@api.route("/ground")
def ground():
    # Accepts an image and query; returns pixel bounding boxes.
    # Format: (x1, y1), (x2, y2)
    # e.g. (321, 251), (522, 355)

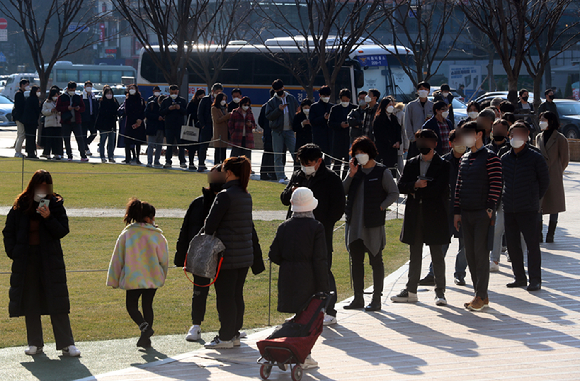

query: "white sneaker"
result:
(391, 289), (419, 303)
(238, 331), (247, 338)
(62, 345), (81, 357)
(435, 295), (448, 306)
(204, 336), (234, 349)
(185, 324), (201, 341)
(233, 333), (241, 347)
(323, 314), (337, 326)
(24, 345), (43, 355)
(85, 149), (92, 156)
(490, 261), (500, 272)
(301, 354), (319, 370)
(14, 152), (24, 158)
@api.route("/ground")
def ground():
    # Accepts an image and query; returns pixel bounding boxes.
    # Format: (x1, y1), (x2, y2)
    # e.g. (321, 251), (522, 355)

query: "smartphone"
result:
(353, 157), (358, 166)
(37, 198), (50, 213)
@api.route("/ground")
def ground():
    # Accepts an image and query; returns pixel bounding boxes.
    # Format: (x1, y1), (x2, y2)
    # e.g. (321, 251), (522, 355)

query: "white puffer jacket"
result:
(42, 99), (61, 127)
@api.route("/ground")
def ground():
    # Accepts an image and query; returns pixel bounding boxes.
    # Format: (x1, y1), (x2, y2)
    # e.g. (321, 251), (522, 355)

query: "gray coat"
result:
(203, 180), (254, 269)
(264, 92), (299, 132)
(404, 98), (433, 143)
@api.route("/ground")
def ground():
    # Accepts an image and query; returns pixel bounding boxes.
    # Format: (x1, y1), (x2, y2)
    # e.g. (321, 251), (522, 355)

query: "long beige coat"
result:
(537, 130), (569, 214)
(211, 106), (231, 148)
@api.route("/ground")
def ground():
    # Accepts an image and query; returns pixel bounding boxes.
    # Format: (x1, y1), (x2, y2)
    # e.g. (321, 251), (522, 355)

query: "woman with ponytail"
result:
(202, 156), (254, 349)
(107, 198), (169, 348)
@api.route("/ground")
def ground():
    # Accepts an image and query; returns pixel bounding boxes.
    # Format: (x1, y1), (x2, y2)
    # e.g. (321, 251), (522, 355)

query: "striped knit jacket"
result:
(106, 223), (169, 290)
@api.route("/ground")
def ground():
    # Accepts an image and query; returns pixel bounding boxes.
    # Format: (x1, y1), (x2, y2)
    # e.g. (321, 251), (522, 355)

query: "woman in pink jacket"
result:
(107, 198), (169, 348)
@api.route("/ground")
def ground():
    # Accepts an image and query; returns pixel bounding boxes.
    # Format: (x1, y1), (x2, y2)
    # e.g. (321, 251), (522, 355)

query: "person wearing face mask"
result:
(421, 100), (452, 156)
(144, 86), (165, 167)
(393, 102), (410, 170)
(159, 84), (188, 168)
(477, 108), (496, 145)
(21, 85), (42, 159)
(56, 81), (87, 161)
(41, 87), (63, 160)
(343, 137), (399, 311)
(184, 89), (206, 169)
(516, 89), (534, 112)
(453, 121), (503, 312)
(228, 96), (255, 160)
(361, 88), (380, 140)
(121, 84), (146, 165)
(501, 123), (549, 292)
(538, 89), (560, 126)
(393, 129), (450, 306)
(259, 89), (280, 180)
(265, 79), (299, 183)
(536, 111), (568, 244)
(432, 83), (455, 127)
(95, 86), (120, 163)
(228, 88), (242, 112)
(211, 92), (232, 164)
(3, 170), (81, 357)
(329, 88), (357, 179)
(13, 79), (30, 157)
(197, 83), (224, 172)
(292, 99), (314, 167)
(373, 96), (402, 176)
(405, 81), (433, 158)
(80, 81), (99, 156)
(107, 198), (169, 348)
(281, 143), (345, 323)
(458, 101), (481, 128)
(309, 85), (334, 164)
(347, 90), (369, 144)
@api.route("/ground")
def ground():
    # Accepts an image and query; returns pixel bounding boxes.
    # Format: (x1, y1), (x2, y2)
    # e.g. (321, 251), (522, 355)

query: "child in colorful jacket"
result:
(107, 198), (169, 348)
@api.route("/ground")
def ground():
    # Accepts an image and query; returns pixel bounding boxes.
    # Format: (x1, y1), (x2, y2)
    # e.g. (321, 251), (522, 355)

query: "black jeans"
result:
(126, 289), (157, 328)
(42, 127), (63, 157)
(192, 276), (210, 325)
(26, 314), (75, 350)
(82, 119), (97, 150)
(214, 147), (227, 164)
(62, 123), (87, 158)
(165, 128), (186, 165)
(214, 267), (248, 341)
(505, 211), (542, 283)
(462, 209), (492, 300)
(349, 239), (384, 297)
(24, 123), (38, 158)
(231, 136), (251, 161)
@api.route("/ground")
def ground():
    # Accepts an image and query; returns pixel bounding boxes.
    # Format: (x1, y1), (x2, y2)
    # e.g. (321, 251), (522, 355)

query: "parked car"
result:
(474, 91), (538, 105)
(0, 94), (15, 126)
(555, 100), (580, 139)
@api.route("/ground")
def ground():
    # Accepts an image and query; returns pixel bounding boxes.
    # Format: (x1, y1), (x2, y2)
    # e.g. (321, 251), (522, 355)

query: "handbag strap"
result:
(182, 254), (224, 287)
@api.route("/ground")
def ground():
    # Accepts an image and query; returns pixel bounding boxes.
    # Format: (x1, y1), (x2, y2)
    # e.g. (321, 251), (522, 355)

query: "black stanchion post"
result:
(21, 155), (24, 191)
(268, 259), (272, 326)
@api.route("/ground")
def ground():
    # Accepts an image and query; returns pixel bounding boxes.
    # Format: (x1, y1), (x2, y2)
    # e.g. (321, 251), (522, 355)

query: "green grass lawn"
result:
(0, 216), (407, 349)
(0, 157), (287, 210)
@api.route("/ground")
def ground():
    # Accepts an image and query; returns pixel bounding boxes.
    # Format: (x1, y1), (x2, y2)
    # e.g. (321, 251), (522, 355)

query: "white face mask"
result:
(85, 87), (92, 92)
(170, 93), (178, 99)
(386, 105), (394, 114)
(34, 192), (47, 203)
(418, 89), (429, 98)
(220, 100), (226, 106)
(468, 111), (479, 120)
(358, 99), (366, 106)
(68, 90), (75, 96)
(510, 137), (525, 149)
(539, 121), (549, 130)
(301, 165), (316, 176)
(355, 153), (369, 166)
(453, 145), (466, 154)
(321, 96), (330, 103)
(341, 101), (349, 107)
(441, 92), (449, 98)
(303, 108), (310, 115)
(25, 85), (31, 91)
(242, 105), (249, 111)
(153, 91), (161, 97)
(442, 110), (449, 118)
(129, 89), (136, 95)
(464, 136), (477, 148)
(52, 96), (58, 101)
(105, 93), (113, 99)
(233, 97), (241, 103)
(364, 95), (372, 103)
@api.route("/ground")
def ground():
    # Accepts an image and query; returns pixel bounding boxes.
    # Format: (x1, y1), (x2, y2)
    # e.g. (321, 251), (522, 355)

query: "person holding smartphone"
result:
(2, 170), (80, 357)
(392, 129), (450, 306)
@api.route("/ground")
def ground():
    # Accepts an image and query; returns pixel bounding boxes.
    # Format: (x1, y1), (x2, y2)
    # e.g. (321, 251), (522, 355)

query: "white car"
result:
(0, 94), (15, 126)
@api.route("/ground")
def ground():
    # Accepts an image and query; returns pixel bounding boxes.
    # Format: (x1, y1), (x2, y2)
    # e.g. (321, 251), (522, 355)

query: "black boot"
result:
(546, 221), (557, 243)
(344, 293), (365, 310)
(364, 295), (382, 311)
(137, 322), (154, 348)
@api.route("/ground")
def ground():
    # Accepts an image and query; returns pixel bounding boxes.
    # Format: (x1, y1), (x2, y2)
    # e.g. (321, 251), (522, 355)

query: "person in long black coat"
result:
(2, 169), (80, 356)
(121, 84), (146, 164)
(21, 86), (42, 159)
(373, 97), (402, 175)
(328, 89), (357, 179)
(96, 87), (120, 162)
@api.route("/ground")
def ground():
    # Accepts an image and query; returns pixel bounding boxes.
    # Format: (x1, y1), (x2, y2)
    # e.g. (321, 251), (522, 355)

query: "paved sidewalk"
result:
(79, 163), (580, 380)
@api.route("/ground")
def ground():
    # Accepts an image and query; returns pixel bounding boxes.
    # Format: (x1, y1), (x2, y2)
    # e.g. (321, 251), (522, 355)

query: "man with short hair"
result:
(516, 89), (533, 112)
(280, 143), (345, 324)
(160, 84), (188, 169)
(228, 88), (242, 112)
(501, 123), (549, 291)
(145, 86), (164, 167)
(432, 83), (455, 126)
(197, 83), (224, 172)
(309, 86), (334, 163)
(538, 88), (559, 125)
(405, 82), (433, 158)
(329, 88), (356, 179)
(56, 81), (88, 161)
(81, 80), (99, 156)
(421, 100), (452, 155)
(347, 90), (368, 144)
(12, 79), (29, 158)
(454, 121), (502, 311)
(361, 89), (380, 141)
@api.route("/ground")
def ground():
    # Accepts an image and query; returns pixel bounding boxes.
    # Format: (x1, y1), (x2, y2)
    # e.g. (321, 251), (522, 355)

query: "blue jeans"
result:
(428, 236), (467, 280)
(99, 130), (116, 160)
(271, 129), (296, 180)
(147, 130), (164, 165)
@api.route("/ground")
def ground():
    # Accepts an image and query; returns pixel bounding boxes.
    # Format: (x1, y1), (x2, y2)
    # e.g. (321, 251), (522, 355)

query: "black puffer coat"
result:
(203, 180), (254, 270)
(269, 217), (329, 313)
(2, 194), (71, 317)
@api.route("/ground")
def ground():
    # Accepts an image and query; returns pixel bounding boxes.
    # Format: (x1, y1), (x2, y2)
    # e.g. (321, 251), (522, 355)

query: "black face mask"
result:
(418, 146), (432, 155)
(521, 96), (529, 102)
(276, 90), (284, 97)
(209, 182), (224, 193)
(548, 94), (555, 100)
(493, 135), (506, 142)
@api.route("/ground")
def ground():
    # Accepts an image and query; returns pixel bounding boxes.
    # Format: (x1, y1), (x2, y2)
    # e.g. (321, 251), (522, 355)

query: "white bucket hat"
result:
(290, 187), (319, 212)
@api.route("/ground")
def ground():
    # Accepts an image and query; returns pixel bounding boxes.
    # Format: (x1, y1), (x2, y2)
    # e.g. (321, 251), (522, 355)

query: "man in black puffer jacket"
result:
(501, 122), (549, 292)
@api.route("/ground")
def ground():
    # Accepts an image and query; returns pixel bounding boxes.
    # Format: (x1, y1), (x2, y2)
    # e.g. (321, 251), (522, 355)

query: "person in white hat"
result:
(269, 187), (330, 370)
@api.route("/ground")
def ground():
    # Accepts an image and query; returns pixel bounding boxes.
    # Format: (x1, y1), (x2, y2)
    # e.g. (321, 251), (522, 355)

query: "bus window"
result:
(56, 69), (78, 83)
(80, 70), (101, 83)
(103, 70), (123, 83)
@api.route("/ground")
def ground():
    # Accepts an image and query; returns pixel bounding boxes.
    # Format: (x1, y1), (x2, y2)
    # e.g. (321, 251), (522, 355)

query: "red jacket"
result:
(228, 107), (255, 149)
(56, 93), (85, 125)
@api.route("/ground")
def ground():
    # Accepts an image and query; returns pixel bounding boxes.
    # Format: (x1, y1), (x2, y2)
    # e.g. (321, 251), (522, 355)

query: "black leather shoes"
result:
(527, 282), (542, 291)
(364, 297), (382, 312)
(454, 277), (466, 286)
(507, 280), (528, 288)
(343, 296), (365, 310)
(418, 275), (435, 286)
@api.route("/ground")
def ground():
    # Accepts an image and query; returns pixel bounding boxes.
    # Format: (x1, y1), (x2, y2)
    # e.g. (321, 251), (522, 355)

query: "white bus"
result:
(47, 61), (136, 90)
(1, 73), (40, 99)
